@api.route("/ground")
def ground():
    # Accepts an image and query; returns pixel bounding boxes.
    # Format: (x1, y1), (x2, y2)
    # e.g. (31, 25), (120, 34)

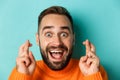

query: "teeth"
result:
(50, 50), (62, 53)
(49, 50), (63, 59)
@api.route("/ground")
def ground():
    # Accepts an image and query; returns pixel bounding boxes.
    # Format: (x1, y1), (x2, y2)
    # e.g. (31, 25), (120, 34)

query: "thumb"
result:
(80, 56), (88, 63)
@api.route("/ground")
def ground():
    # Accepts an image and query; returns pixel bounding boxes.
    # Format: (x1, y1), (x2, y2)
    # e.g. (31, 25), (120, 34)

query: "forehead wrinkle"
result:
(41, 26), (54, 33)
(40, 26), (72, 34)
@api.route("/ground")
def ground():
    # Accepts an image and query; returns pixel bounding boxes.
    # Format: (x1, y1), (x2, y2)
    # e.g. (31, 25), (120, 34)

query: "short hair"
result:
(38, 6), (74, 33)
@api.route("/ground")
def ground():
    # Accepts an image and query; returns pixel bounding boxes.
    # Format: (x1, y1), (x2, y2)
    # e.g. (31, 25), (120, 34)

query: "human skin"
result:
(16, 14), (99, 76)
(36, 14), (74, 70)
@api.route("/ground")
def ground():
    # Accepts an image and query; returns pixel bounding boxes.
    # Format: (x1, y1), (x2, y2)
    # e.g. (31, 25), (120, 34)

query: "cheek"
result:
(39, 38), (49, 50)
(64, 38), (73, 48)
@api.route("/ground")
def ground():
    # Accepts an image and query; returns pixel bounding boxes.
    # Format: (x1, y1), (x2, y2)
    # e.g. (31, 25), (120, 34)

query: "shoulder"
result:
(99, 65), (108, 76)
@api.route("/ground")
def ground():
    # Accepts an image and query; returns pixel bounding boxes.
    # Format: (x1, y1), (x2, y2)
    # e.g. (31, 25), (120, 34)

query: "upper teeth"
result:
(50, 51), (62, 53)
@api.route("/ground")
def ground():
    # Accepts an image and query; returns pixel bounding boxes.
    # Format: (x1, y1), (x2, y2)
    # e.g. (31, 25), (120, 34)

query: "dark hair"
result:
(38, 6), (73, 33)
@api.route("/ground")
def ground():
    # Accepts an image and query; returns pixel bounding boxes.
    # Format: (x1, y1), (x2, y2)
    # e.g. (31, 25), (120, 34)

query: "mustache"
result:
(46, 45), (68, 52)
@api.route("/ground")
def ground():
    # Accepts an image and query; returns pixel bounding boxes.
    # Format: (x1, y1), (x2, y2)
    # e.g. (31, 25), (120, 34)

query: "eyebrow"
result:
(42, 26), (54, 31)
(60, 26), (71, 32)
(41, 26), (71, 33)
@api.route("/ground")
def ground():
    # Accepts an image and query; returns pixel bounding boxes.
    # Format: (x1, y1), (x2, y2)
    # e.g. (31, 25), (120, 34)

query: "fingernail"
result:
(83, 41), (85, 45)
(86, 39), (89, 42)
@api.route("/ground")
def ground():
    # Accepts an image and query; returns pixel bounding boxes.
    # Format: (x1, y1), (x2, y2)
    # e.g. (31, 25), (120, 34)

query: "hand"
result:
(16, 40), (36, 75)
(79, 39), (100, 76)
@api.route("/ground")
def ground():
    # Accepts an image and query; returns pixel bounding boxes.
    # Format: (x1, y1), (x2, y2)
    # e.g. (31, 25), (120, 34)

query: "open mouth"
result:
(49, 50), (64, 61)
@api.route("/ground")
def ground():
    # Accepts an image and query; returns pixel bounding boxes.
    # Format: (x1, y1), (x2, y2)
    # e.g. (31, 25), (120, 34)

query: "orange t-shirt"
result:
(9, 58), (108, 80)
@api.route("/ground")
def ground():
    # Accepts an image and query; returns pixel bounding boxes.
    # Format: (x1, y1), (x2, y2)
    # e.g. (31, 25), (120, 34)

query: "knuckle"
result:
(16, 57), (22, 65)
(25, 56), (31, 62)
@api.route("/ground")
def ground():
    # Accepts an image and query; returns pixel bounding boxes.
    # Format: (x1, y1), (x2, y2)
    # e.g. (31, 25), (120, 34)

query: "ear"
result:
(36, 33), (39, 45)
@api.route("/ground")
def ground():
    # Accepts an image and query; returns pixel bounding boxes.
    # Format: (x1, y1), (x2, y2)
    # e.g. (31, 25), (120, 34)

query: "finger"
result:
(89, 42), (96, 54)
(19, 40), (32, 56)
(86, 58), (94, 66)
(86, 56), (99, 66)
(19, 42), (27, 54)
(16, 56), (31, 67)
(29, 51), (36, 63)
(19, 51), (27, 57)
(80, 56), (88, 63)
(24, 40), (32, 52)
(87, 51), (96, 58)
(82, 41), (86, 45)
(83, 39), (91, 54)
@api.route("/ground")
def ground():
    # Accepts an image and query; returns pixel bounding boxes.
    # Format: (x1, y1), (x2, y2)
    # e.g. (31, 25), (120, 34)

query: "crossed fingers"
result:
(83, 39), (96, 58)
(19, 40), (32, 57)
(18, 40), (32, 66)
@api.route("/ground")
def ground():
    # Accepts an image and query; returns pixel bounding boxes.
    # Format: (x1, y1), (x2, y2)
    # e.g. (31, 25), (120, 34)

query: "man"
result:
(9, 6), (108, 80)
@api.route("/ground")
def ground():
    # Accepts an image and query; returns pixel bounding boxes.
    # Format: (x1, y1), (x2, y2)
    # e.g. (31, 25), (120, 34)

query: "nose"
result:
(53, 36), (63, 46)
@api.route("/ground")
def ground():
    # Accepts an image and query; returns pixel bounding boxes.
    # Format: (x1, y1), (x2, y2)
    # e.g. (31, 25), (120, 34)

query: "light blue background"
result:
(0, 0), (120, 80)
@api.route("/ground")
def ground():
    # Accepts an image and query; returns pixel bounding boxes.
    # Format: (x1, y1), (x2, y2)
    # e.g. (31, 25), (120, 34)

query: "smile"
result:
(49, 50), (64, 61)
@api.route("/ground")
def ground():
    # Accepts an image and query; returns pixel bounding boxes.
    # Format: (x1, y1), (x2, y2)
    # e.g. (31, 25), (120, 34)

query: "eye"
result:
(61, 32), (68, 37)
(45, 32), (52, 37)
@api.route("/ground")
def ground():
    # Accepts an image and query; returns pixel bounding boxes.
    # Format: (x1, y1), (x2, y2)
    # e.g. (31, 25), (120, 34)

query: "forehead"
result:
(39, 14), (72, 31)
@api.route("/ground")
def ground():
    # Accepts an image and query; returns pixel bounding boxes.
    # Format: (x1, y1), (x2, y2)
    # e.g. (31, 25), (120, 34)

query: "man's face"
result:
(36, 14), (74, 70)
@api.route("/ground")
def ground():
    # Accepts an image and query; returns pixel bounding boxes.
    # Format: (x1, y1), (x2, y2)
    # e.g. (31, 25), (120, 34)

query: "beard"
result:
(39, 44), (73, 71)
